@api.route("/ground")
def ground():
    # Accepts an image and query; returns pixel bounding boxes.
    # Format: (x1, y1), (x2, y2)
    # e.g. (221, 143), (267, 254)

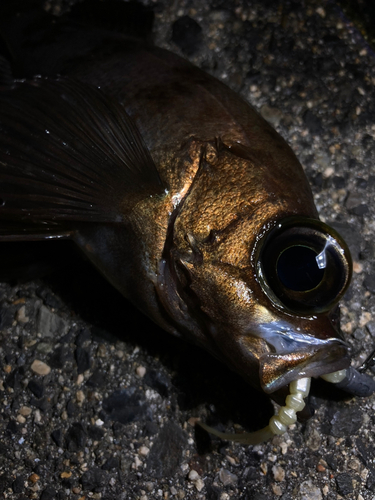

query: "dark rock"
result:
(30, 396), (50, 412)
(75, 328), (92, 347)
(349, 203), (369, 216)
(4, 352), (15, 364)
(86, 369), (106, 388)
(346, 192), (369, 215)
(312, 172), (323, 188)
(102, 388), (151, 424)
(112, 421), (125, 439)
(144, 369), (170, 397)
(243, 466), (258, 481)
(364, 274), (375, 294)
(75, 347), (91, 374)
(102, 456), (120, 471)
(87, 425), (104, 441)
(303, 109), (323, 134)
(6, 420), (19, 435)
(36, 288), (62, 309)
(0, 305), (15, 330)
(40, 486), (57, 500)
(59, 328), (75, 343)
(48, 346), (70, 369)
(80, 468), (107, 491)
(356, 177), (368, 189)
(362, 133), (375, 150)
(366, 467), (375, 491)
(65, 423), (87, 451)
(5, 366), (25, 390)
(144, 421), (159, 437)
(0, 443), (9, 457)
(330, 407), (363, 437)
(12, 475), (25, 493)
(335, 473), (353, 495)
(147, 422), (186, 478)
(0, 475), (10, 493)
(51, 429), (63, 447)
(332, 175), (346, 188)
(325, 454), (338, 471)
(357, 438), (375, 465)
(27, 379), (45, 399)
(66, 400), (78, 418)
(61, 477), (74, 488)
(206, 483), (222, 500)
(171, 16), (202, 55)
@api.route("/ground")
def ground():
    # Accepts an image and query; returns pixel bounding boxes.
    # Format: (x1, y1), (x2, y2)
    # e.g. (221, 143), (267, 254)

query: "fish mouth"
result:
(259, 338), (350, 394)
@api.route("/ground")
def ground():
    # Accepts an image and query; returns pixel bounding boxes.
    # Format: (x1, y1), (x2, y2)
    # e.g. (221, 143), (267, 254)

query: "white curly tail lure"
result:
(198, 370), (348, 445)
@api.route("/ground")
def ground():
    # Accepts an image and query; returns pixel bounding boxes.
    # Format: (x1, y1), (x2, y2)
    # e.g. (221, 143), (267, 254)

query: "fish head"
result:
(159, 143), (353, 399)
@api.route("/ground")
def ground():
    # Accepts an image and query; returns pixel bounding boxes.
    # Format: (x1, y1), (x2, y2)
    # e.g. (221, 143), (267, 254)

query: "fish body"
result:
(0, 0), (364, 412)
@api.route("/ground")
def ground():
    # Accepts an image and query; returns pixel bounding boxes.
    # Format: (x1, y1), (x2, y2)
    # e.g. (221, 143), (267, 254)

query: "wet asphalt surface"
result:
(1, 0), (375, 499)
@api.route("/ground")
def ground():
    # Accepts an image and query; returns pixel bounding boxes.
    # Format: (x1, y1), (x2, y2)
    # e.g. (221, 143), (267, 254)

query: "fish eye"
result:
(257, 217), (352, 314)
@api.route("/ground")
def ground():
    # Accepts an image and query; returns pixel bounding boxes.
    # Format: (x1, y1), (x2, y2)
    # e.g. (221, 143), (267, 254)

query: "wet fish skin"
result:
(0, 1), (353, 404)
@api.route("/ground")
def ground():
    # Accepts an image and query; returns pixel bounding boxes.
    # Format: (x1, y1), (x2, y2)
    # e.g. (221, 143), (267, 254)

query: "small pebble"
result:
(219, 468), (238, 486)
(272, 484), (283, 496)
(359, 312), (372, 327)
(76, 390), (85, 403)
(16, 305), (29, 323)
(139, 446), (150, 457)
(272, 465), (285, 482)
(353, 261), (363, 273)
(28, 473), (40, 484)
(194, 478), (205, 492)
(31, 360), (51, 376)
(188, 470), (200, 481)
(19, 406), (32, 416)
(136, 365), (146, 377)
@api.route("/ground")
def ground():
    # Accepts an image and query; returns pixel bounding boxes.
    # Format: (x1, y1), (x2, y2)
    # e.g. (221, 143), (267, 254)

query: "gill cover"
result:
(256, 217), (352, 315)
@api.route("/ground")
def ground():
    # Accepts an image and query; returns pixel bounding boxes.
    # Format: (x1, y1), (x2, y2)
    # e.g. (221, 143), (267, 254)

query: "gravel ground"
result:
(1, 0), (375, 499)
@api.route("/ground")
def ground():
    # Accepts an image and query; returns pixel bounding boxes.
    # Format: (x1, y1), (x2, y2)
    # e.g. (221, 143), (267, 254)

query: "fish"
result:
(0, 0), (374, 443)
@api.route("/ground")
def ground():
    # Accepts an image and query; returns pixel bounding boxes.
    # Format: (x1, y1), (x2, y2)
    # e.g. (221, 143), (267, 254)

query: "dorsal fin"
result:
(0, 77), (165, 240)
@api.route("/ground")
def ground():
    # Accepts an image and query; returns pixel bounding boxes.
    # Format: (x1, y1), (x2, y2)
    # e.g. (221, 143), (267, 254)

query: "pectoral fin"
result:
(0, 77), (165, 240)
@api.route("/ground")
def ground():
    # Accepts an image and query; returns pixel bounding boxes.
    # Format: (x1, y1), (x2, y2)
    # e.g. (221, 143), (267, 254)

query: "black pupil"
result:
(277, 245), (325, 291)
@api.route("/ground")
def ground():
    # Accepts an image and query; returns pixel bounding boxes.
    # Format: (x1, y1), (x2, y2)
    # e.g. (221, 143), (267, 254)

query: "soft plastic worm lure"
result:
(198, 367), (375, 444)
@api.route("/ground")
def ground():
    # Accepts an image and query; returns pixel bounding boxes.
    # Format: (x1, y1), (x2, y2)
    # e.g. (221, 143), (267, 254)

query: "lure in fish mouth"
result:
(0, 0), (374, 445)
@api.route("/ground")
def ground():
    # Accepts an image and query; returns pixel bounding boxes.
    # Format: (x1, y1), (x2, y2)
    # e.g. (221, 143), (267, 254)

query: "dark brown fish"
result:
(0, 0), (373, 442)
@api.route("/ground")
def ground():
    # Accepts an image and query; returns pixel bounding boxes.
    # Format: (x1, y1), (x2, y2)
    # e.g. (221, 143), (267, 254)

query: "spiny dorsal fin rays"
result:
(0, 76), (165, 239)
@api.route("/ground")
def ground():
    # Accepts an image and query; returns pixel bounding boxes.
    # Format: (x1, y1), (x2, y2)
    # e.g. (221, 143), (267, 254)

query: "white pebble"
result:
(188, 470), (200, 481)
(136, 365), (146, 377)
(139, 446), (150, 457)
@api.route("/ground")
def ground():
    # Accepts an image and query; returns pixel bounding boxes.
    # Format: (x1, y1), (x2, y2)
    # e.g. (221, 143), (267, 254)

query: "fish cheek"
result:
(178, 262), (269, 387)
